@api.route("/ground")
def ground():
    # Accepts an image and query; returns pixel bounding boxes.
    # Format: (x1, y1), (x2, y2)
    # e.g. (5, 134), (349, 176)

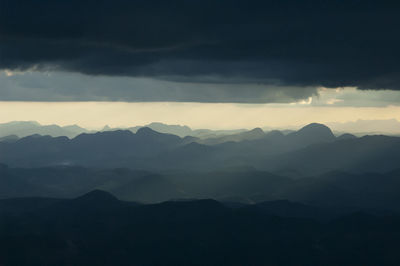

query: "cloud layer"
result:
(0, 71), (319, 103)
(1, 0), (400, 102)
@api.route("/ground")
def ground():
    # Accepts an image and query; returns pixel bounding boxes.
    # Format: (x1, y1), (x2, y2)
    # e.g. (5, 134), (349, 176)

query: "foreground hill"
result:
(1, 191), (400, 266)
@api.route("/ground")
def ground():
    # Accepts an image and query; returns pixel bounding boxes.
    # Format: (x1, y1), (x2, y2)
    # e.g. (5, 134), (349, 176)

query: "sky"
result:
(2, 96), (400, 130)
(1, 0), (400, 129)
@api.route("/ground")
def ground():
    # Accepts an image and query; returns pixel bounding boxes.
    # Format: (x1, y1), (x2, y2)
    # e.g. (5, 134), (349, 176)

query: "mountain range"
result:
(1, 121), (400, 265)
(1, 122), (398, 176)
(2, 164), (400, 211)
(2, 122), (400, 208)
(327, 119), (400, 136)
(0, 121), (89, 138)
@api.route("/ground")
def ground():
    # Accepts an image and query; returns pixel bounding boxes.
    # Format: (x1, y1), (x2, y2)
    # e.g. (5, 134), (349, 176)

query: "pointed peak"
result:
(237, 128), (265, 139)
(75, 190), (119, 203)
(102, 125), (112, 131)
(249, 127), (264, 134)
(136, 127), (160, 136)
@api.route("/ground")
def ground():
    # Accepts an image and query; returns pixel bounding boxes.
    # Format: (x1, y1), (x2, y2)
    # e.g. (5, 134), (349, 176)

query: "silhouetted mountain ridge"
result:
(2, 122), (400, 175)
(0, 121), (89, 138)
(74, 189), (119, 203)
(1, 191), (400, 265)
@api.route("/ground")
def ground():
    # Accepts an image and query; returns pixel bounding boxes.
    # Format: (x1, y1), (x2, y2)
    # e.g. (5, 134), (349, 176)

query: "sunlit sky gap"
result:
(1, 101), (400, 130)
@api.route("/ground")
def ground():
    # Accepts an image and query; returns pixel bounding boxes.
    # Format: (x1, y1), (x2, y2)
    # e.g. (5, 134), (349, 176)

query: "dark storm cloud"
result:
(1, 0), (400, 102)
(0, 71), (318, 103)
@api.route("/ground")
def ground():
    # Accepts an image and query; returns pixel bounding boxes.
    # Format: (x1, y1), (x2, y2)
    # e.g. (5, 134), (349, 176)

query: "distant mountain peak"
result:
(144, 122), (192, 137)
(249, 127), (264, 134)
(296, 123), (334, 137)
(0, 120), (88, 138)
(136, 127), (161, 136)
(102, 125), (112, 131)
(148, 122), (190, 129)
(4, 121), (40, 126)
(74, 190), (119, 203)
(337, 133), (357, 140)
(286, 123), (335, 146)
(299, 123), (332, 132)
(238, 127), (265, 139)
